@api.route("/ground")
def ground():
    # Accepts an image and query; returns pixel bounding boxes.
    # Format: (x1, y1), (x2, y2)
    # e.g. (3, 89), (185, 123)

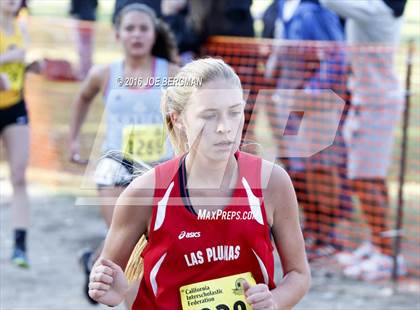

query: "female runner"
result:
(69, 3), (179, 304)
(0, 0), (30, 268)
(88, 58), (310, 309)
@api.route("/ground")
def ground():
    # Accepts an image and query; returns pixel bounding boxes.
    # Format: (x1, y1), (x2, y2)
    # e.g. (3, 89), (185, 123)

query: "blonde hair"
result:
(125, 234), (147, 284)
(161, 58), (242, 155)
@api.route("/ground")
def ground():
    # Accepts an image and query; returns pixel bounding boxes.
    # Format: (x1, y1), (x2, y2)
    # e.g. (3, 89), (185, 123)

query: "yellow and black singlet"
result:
(0, 21), (26, 109)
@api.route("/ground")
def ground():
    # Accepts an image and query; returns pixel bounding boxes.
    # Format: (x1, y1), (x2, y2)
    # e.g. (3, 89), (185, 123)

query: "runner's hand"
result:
(69, 140), (88, 164)
(88, 259), (129, 307)
(244, 281), (276, 310)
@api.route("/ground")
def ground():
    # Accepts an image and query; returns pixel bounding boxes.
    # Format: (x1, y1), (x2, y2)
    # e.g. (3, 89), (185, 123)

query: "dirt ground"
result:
(1, 186), (419, 310)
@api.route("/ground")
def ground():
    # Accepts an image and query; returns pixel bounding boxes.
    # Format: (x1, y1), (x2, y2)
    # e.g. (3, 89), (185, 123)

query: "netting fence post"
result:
(392, 40), (415, 284)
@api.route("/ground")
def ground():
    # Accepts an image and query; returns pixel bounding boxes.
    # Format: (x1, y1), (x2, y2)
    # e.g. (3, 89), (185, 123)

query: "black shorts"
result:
(0, 100), (29, 133)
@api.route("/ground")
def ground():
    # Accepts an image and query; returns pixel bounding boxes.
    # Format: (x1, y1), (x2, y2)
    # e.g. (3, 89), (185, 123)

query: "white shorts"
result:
(94, 151), (151, 187)
(344, 104), (403, 179)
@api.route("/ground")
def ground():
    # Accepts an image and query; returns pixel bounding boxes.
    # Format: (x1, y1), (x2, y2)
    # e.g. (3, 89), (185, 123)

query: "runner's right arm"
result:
(69, 65), (108, 162)
(89, 169), (155, 306)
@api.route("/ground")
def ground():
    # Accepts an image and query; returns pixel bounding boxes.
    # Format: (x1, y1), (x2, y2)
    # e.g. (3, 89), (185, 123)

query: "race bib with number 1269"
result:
(180, 272), (256, 310)
(121, 124), (166, 163)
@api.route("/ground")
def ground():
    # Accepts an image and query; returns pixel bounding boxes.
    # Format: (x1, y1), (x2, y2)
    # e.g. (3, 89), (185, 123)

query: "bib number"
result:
(180, 272), (256, 310)
(201, 301), (247, 310)
(1, 62), (24, 90)
(122, 124), (166, 163)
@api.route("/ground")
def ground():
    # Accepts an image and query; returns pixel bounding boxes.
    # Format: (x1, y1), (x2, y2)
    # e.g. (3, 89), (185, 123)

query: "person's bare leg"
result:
(307, 168), (341, 247)
(97, 186), (124, 228)
(96, 186), (138, 309)
(3, 124), (30, 263)
(81, 186), (126, 303)
(3, 124), (30, 229)
(76, 22), (94, 80)
(288, 170), (317, 243)
(88, 186), (125, 265)
(354, 178), (392, 255)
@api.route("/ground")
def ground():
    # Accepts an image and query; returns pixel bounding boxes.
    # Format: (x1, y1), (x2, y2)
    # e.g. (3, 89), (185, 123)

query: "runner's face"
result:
(183, 78), (245, 161)
(1, 0), (22, 15)
(117, 11), (156, 58)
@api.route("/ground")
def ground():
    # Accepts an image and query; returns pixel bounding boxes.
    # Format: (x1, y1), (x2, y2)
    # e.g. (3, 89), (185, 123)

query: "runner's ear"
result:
(170, 112), (185, 131)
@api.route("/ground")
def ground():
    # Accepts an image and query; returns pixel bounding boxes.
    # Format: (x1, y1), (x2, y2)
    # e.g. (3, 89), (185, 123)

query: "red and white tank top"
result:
(133, 151), (276, 309)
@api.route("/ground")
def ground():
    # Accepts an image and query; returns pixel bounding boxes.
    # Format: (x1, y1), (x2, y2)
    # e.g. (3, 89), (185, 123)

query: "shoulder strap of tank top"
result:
(154, 57), (169, 80)
(147, 156), (182, 236)
(237, 151), (271, 231)
(103, 60), (123, 100)
(154, 155), (182, 197)
(237, 151), (263, 198)
(110, 60), (124, 88)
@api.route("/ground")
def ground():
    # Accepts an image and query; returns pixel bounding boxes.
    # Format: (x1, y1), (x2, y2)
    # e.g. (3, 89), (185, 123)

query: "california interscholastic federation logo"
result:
(233, 278), (246, 295)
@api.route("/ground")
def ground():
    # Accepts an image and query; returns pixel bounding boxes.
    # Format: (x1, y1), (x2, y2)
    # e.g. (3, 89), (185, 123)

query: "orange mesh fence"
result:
(1, 17), (418, 283)
(201, 36), (420, 280)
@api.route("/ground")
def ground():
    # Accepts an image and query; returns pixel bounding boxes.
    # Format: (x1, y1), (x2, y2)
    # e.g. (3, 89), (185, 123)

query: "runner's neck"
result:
(184, 152), (238, 191)
(124, 54), (154, 71)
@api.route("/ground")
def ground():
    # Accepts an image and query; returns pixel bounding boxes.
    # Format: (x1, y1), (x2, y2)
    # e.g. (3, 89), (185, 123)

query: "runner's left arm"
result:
(89, 169), (155, 306)
(100, 168), (155, 269)
(263, 163), (311, 309)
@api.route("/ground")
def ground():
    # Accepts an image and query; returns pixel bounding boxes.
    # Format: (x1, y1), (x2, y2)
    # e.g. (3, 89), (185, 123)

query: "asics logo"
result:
(178, 231), (201, 239)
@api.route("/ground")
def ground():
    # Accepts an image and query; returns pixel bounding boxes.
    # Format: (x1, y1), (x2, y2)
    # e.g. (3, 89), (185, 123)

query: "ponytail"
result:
(161, 88), (188, 155)
(152, 19), (179, 63)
